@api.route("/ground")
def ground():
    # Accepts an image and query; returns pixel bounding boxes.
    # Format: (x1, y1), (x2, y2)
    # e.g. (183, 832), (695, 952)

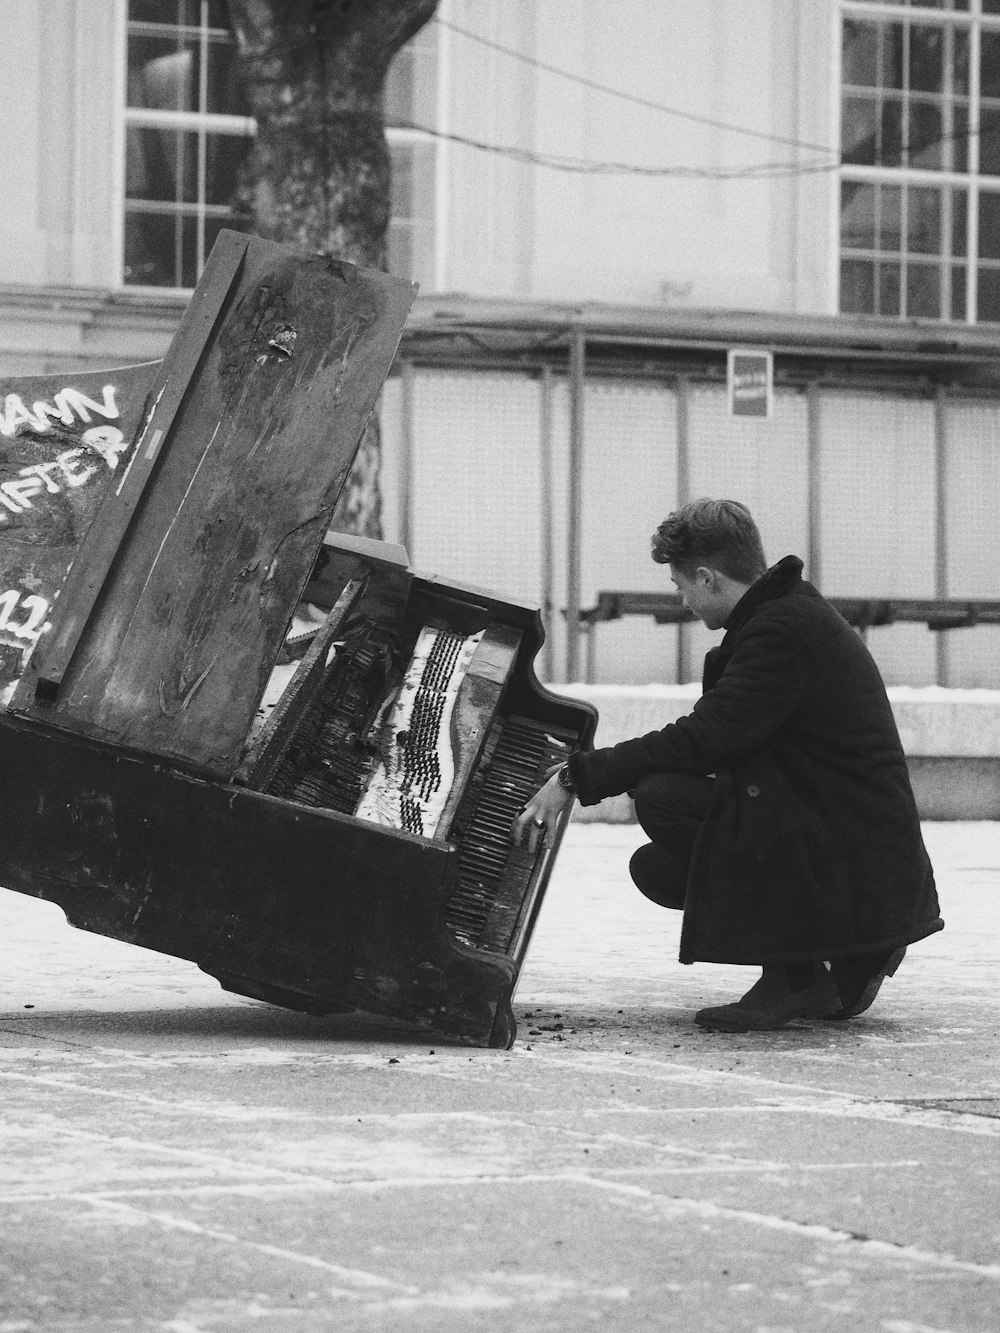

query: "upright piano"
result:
(0, 232), (596, 1047)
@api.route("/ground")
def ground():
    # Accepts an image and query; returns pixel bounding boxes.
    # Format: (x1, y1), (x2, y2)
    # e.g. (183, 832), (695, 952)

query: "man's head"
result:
(651, 498), (767, 630)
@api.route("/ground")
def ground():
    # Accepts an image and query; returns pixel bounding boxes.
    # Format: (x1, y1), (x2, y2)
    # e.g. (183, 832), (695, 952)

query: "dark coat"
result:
(568, 556), (943, 965)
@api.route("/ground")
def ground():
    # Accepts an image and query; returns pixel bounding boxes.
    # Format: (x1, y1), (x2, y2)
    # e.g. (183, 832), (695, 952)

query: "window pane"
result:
(906, 262), (942, 317)
(909, 24), (945, 94)
(982, 0), (1000, 14)
(908, 186), (942, 253)
(880, 182), (903, 251)
(842, 96), (878, 164)
(980, 108), (1000, 177)
(977, 267), (1000, 320)
(981, 32), (1000, 100)
(978, 191), (1000, 258)
(883, 23), (906, 91)
(124, 210), (182, 287)
(843, 19), (880, 86)
(950, 102), (969, 173)
(880, 97), (904, 165)
(952, 188), (967, 256)
(951, 265), (967, 319)
(952, 27), (970, 96)
(841, 181), (877, 249)
(878, 260), (902, 315)
(908, 100), (942, 168)
(204, 134), (252, 206)
(128, 38), (195, 112)
(126, 127), (196, 203)
(841, 259), (876, 313)
(203, 36), (242, 115)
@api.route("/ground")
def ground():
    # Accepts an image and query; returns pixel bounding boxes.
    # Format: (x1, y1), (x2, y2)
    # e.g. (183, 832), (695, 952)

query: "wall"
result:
(440, 0), (838, 313)
(0, 0), (124, 290)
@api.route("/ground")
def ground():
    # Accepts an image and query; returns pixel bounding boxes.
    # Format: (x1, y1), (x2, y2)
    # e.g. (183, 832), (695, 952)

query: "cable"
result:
(433, 15), (834, 157)
(392, 121), (840, 180)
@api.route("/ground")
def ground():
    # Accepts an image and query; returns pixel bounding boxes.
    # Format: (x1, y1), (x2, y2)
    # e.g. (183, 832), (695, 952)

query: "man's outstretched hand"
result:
(510, 763), (573, 855)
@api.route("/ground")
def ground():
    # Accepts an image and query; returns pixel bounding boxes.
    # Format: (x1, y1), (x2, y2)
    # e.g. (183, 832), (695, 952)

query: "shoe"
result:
(695, 967), (842, 1032)
(824, 947), (906, 1020)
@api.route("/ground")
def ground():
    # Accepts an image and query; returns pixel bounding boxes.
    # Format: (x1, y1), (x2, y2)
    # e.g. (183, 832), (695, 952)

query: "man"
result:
(513, 498), (942, 1032)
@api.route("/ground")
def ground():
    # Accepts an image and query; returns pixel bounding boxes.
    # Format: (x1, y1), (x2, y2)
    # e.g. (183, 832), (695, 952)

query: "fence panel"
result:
(942, 399), (1000, 687)
(575, 378), (680, 685)
(681, 384), (811, 680)
(380, 364), (999, 690)
(817, 391), (937, 686)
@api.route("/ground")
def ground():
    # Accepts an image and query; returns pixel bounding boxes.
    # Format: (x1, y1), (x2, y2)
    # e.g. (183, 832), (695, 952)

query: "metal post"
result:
(565, 329), (585, 682)
(676, 375), (691, 684)
(934, 387), (949, 687)
(539, 366), (555, 682)
(399, 360), (415, 560)
(807, 383), (822, 587)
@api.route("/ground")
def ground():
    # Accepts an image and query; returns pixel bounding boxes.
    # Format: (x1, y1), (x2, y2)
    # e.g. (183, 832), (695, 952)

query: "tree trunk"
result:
(226, 0), (438, 538)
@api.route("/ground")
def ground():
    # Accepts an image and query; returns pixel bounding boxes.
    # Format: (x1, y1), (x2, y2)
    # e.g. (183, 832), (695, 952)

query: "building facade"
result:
(3, 0), (1000, 686)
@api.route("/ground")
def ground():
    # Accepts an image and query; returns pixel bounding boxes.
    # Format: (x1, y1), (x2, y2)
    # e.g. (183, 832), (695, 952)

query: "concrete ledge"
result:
(555, 683), (1000, 822)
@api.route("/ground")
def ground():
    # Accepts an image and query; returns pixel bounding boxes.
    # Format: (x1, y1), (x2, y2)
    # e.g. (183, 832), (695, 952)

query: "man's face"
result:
(670, 564), (728, 631)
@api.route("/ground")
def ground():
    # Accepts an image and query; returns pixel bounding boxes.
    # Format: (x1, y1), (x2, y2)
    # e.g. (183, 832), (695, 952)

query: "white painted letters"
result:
(0, 589), (49, 644)
(1, 383), (120, 438)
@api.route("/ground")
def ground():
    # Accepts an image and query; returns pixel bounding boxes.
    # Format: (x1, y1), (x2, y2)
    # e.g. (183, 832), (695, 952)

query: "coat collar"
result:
(723, 555), (804, 636)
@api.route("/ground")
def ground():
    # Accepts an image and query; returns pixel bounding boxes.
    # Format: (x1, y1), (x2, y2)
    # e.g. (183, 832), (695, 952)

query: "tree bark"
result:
(226, 0), (438, 538)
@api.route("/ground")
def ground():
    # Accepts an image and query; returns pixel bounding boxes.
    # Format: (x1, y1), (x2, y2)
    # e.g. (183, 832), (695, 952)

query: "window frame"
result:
(839, 0), (1000, 323)
(122, 4), (255, 291)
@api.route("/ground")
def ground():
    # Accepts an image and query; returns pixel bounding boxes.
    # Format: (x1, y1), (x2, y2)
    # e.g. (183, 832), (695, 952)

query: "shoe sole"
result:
(694, 988), (842, 1032)
(823, 947), (906, 1021)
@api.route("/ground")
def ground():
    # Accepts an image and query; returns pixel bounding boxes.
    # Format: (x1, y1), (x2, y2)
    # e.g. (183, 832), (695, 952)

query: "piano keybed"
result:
(445, 714), (574, 955)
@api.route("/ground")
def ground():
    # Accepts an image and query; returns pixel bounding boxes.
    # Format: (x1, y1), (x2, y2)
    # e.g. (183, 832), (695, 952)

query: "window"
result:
(840, 0), (1000, 322)
(125, 1), (253, 288)
(124, 2), (438, 290)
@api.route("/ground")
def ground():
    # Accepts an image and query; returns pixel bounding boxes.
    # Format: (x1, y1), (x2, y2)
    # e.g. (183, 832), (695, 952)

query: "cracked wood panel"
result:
(15, 232), (415, 777)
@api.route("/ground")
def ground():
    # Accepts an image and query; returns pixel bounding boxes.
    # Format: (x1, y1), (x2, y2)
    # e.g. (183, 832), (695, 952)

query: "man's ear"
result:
(695, 565), (718, 590)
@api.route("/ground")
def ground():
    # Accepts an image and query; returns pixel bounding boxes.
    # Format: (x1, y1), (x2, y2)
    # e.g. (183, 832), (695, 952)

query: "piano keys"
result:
(0, 231), (597, 1048)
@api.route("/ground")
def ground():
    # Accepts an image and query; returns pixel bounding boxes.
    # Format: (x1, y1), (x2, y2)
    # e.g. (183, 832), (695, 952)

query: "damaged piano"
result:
(0, 231), (596, 1048)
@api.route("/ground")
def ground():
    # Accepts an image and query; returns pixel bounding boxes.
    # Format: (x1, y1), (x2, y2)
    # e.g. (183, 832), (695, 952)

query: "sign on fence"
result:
(727, 348), (773, 419)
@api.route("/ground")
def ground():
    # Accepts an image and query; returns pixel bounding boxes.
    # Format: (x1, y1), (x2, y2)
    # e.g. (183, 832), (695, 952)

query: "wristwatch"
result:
(556, 762), (576, 794)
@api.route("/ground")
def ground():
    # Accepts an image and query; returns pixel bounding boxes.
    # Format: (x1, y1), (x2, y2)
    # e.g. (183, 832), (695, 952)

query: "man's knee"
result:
(629, 842), (686, 910)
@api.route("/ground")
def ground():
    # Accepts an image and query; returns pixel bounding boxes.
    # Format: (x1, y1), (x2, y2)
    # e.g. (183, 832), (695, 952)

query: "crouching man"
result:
(513, 498), (943, 1032)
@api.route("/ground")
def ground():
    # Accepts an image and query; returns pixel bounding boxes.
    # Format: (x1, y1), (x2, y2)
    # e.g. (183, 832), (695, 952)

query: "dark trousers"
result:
(628, 770), (895, 999)
(628, 772), (715, 911)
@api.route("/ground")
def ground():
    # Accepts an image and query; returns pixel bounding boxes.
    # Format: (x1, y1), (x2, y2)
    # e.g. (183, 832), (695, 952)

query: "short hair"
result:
(651, 498), (767, 583)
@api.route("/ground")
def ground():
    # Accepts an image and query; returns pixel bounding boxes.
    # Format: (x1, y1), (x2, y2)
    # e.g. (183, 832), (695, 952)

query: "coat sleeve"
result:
(568, 614), (805, 805)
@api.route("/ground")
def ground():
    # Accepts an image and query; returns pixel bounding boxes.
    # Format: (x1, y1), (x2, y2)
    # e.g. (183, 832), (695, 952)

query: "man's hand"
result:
(510, 763), (573, 855)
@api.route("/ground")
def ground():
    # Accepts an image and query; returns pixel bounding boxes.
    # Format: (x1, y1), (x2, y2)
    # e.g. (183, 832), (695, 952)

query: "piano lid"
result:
(11, 230), (416, 778)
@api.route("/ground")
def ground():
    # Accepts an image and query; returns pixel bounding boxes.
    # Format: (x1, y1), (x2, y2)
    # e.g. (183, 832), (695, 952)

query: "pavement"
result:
(1, 819), (998, 1333)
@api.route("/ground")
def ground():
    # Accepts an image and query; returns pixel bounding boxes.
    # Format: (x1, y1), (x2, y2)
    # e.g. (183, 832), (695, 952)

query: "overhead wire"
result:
(433, 14), (835, 156)
(422, 18), (999, 181)
(390, 120), (840, 180)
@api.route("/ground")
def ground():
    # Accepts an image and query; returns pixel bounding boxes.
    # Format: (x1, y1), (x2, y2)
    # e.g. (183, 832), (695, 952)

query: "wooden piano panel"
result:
(14, 232), (415, 779)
